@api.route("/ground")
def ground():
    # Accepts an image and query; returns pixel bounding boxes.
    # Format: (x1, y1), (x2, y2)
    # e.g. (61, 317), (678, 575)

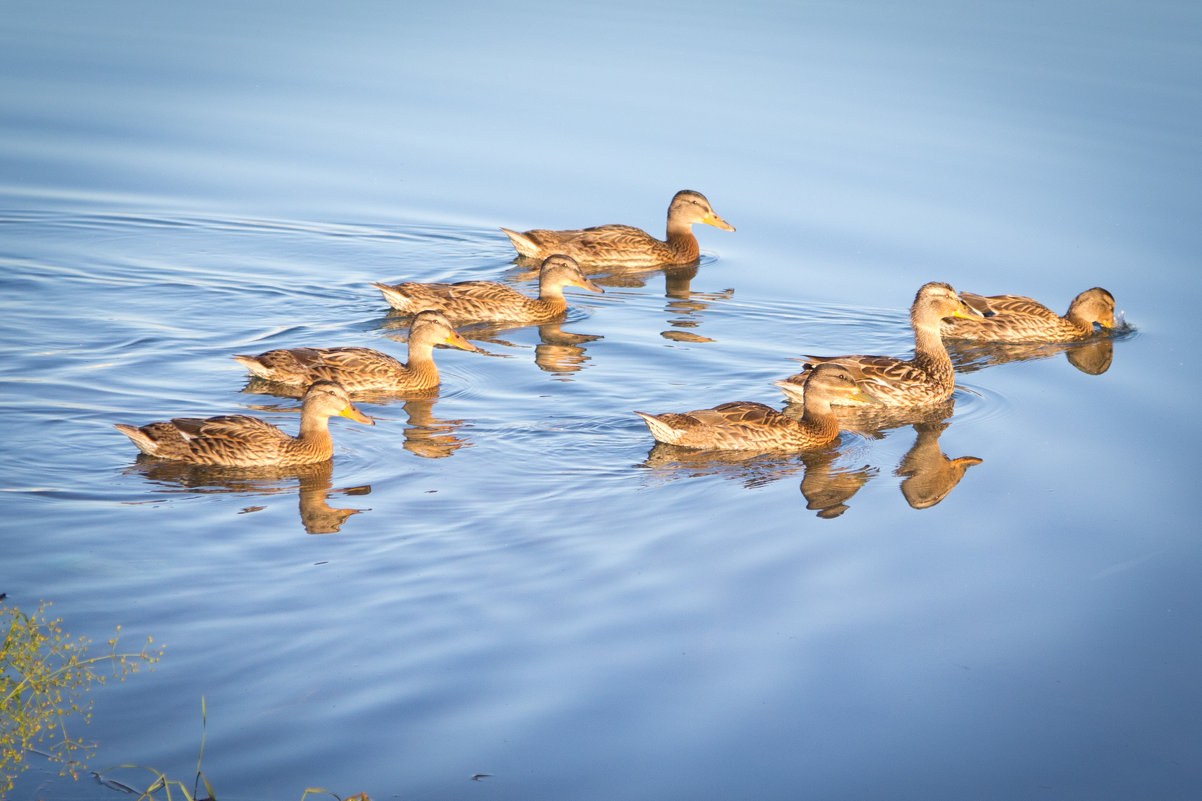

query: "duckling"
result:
(776, 282), (979, 407)
(374, 255), (603, 323)
(634, 363), (877, 450)
(232, 310), (479, 393)
(942, 287), (1115, 342)
(114, 380), (373, 467)
(501, 190), (735, 267)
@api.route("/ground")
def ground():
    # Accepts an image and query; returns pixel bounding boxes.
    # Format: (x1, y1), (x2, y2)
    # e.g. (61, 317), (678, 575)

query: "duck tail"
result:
(114, 423), (158, 456)
(634, 411), (681, 445)
(500, 227), (543, 259)
(373, 282), (417, 313)
(231, 354), (272, 379)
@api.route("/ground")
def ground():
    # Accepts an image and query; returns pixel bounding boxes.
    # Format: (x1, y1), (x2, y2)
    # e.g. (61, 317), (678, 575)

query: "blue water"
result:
(3, 2), (1202, 800)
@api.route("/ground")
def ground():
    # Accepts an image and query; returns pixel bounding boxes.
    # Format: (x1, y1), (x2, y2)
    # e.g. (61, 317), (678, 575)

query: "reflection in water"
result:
(796, 445), (879, 519)
(895, 421), (983, 510)
(127, 458), (370, 534)
(638, 442), (808, 490)
(946, 337), (1115, 375)
(637, 439), (877, 515)
(783, 397), (956, 439)
(242, 375), (438, 403)
(782, 397), (979, 512)
(243, 378), (471, 457)
(398, 398), (469, 458)
(533, 323), (603, 374)
(660, 264), (735, 342)
(508, 261), (735, 343)
(381, 313), (603, 376)
(639, 395), (981, 515)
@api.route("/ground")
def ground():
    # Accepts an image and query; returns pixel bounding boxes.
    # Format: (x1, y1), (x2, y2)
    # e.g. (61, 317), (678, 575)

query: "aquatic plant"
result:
(95, 697), (369, 801)
(0, 600), (162, 794)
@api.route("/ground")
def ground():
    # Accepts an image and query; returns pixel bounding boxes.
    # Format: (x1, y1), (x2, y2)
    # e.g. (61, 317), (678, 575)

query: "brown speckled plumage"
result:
(232, 310), (479, 393)
(501, 190), (735, 268)
(634, 364), (876, 450)
(114, 380), (373, 467)
(942, 287), (1115, 342)
(374, 255), (603, 323)
(776, 282), (979, 408)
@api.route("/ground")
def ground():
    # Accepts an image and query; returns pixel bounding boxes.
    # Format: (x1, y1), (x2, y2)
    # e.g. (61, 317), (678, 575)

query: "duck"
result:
(941, 286), (1115, 342)
(374, 255), (603, 323)
(500, 190), (735, 268)
(231, 310), (480, 393)
(634, 363), (878, 450)
(775, 282), (979, 408)
(114, 380), (374, 467)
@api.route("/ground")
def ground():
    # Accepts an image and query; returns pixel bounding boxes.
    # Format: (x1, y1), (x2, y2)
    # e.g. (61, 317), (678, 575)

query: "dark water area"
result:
(3, 2), (1201, 800)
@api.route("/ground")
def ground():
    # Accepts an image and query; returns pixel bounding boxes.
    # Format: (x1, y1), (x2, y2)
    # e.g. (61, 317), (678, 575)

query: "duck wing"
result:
(961, 292), (1058, 320)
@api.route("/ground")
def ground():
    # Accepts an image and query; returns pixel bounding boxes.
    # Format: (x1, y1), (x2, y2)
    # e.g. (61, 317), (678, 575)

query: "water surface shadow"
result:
(637, 439), (877, 518)
(945, 332), (1131, 376)
(240, 378), (471, 457)
(377, 313), (603, 376)
(124, 458), (371, 534)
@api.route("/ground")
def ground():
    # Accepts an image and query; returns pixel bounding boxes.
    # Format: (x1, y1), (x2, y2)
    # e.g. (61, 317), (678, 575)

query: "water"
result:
(3, 2), (1201, 799)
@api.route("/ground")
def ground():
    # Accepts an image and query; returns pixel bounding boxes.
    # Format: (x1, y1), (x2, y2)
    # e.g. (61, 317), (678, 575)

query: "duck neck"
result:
(404, 341), (440, 384)
(664, 220), (700, 262)
(535, 283), (569, 315)
(911, 319), (954, 383)
(901, 421), (948, 469)
(1063, 307), (1096, 336)
(297, 413), (335, 459)
(799, 398), (840, 440)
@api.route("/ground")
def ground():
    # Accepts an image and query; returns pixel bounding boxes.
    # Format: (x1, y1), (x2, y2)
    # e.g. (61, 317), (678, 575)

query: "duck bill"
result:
(340, 403), (375, 425)
(847, 388), (883, 405)
(704, 213), (736, 232)
(574, 276), (605, 294)
(953, 301), (985, 319)
(445, 331), (481, 352)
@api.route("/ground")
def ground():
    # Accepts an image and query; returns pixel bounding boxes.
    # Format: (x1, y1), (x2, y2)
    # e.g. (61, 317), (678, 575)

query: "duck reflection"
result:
(660, 264), (735, 342)
(378, 314), (603, 376)
(533, 323), (603, 374)
(638, 442), (808, 489)
(508, 260), (734, 344)
(638, 440), (877, 515)
(945, 337), (1115, 376)
(796, 444), (879, 518)
(895, 421), (983, 510)
(781, 398), (981, 511)
(781, 396), (955, 440)
(125, 458), (370, 534)
(241, 379), (470, 458)
(397, 397), (469, 458)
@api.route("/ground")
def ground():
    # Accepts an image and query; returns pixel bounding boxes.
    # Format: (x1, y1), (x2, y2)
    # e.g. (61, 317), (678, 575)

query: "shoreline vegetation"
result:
(3, 601), (368, 801)
(2, 600), (162, 796)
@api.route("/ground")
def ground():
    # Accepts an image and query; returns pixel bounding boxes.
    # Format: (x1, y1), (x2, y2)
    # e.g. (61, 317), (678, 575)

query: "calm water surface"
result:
(3, 2), (1202, 800)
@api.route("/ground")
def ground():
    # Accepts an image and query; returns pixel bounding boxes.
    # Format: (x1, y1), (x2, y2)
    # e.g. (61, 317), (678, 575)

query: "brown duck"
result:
(114, 380), (373, 467)
(231, 310), (480, 393)
(374, 255), (603, 323)
(501, 190), (735, 268)
(942, 287), (1115, 342)
(776, 282), (979, 408)
(634, 363), (877, 450)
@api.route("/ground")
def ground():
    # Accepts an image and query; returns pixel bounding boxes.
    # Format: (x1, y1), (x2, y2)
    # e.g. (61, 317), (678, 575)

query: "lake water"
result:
(4, 2), (1202, 800)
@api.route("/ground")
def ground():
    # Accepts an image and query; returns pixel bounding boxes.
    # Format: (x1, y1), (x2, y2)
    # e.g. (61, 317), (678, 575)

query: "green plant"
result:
(95, 696), (215, 801)
(95, 699), (369, 801)
(1, 600), (162, 794)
